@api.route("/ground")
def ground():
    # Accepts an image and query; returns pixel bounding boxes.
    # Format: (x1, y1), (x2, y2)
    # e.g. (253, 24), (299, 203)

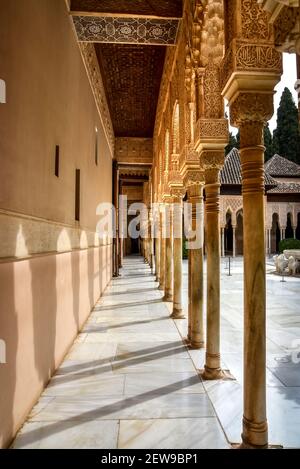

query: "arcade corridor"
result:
(12, 257), (229, 449)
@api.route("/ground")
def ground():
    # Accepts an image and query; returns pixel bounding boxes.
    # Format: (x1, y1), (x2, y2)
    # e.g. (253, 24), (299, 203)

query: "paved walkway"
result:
(12, 256), (229, 449)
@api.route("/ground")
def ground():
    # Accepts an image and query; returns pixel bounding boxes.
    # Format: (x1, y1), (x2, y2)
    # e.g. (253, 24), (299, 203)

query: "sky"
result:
(229, 53), (298, 134)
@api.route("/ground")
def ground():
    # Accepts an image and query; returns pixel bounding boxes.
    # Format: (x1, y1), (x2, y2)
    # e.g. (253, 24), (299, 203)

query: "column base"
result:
(200, 366), (235, 381)
(170, 308), (185, 320)
(189, 340), (205, 350)
(183, 337), (191, 346)
(158, 284), (164, 291)
(240, 416), (268, 449)
(163, 294), (173, 302)
(155, 276), (160, 283)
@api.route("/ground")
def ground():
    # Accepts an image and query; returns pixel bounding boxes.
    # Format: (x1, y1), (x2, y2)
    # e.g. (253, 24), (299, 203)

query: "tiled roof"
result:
(220, 148), (241, 185)
(264, 154), (300, 177)
(268, 182), (300, 194)
(221, 148), (277, 187)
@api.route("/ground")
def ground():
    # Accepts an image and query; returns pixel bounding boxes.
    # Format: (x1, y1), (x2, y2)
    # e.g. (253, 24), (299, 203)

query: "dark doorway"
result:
(297, 213), (300, 240)
(271, 213), (280, 253)
(285, 213), (294, 239)
(225, 211), (233, 255)
(236, 210), (243, 255)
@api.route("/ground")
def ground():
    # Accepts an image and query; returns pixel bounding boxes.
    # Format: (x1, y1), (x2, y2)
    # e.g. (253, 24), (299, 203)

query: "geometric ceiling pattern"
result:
(71, 1), (183, 138)
(95, 44), (166, 137)
(73, 16), (179, 45)
(70, 0), (183, 17)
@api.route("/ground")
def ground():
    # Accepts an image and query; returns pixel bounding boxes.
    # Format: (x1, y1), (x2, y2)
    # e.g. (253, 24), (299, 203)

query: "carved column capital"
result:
(201, 150), (225, 171)
(184, 170), (205, 190)
(230, 92), (274, 128)
(171, 188), (186, 203)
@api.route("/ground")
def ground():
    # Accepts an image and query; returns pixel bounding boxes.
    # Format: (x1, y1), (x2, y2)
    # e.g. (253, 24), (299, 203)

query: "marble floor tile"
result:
(115, 341), (190, 361)
(28, 394), (215, 422)
(43, 374), (125, 398)
(118, 418), (229, 449)
(12, 420), (119, 449)
(269, 365), (300, 387)
(66, 342), (117, 362)
(124, 372), (205, 395)
(112, 358), (196, 374)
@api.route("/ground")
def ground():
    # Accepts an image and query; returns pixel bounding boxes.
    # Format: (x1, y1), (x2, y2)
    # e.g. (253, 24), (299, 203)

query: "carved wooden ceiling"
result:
(71, 1), (183, 18)
(96, 44), (166, 138)
(71, 1), (182, 138)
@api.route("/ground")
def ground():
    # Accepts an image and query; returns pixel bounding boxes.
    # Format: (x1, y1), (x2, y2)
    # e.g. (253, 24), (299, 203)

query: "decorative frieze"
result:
(73, 15), (179, 45)
(79, 42), (114, 154)
(115, 138), (153, 165)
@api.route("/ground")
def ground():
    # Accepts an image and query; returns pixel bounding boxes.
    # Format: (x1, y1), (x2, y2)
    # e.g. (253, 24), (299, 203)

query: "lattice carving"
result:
(79, 42), (114, 153)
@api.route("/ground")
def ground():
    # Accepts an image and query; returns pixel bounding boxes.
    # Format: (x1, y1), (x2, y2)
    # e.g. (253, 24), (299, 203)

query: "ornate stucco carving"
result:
(79, 42), (115, 154)
(73, 16), (180, 45)
(230, 93), (275, 127)
(258, 1), (300, 53)
(222, 0), (283, 126)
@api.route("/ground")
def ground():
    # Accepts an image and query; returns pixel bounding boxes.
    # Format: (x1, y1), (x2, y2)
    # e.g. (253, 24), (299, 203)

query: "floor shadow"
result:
(94, 298), (163, 312)
(103, 287), (157, 297)
(84, 316), (169, 333)
(52, 341), (188, 385)
(12, 375), (202, 447)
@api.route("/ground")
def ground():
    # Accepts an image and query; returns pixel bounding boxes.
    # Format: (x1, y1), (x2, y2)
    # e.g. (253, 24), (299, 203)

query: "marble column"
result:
(240, 121), (268, 448)
(155, 224), (161, 283)
(149, 213), (154, 274)
(221, 227), (225, 257)
(113, 161), (119, 277)
(164, 203), (173, 302)
(233, 226), (236, 258)
(202, 163), (223, 379)
(171, 195), (185, 319)
(293, 228), (297, 240)
(187, 248), (192, 342)
(187, 183), (205, 349)
(269, 229), (272, 254)
(265, 229), (269, 256)
(159, 208), (165, 291)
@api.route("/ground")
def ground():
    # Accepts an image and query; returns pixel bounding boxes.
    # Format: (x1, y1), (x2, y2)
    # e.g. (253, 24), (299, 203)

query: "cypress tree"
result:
(273, 87), (300, 163)
(225, 132), (238, 155)
(264, 123), (273, 161)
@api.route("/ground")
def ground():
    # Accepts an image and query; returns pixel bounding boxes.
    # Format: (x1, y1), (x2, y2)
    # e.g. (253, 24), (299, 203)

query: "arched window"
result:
(285, 213), (293, 239)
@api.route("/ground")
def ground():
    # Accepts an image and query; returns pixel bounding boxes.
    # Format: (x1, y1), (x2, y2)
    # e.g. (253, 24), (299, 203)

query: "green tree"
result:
(225, 132), (238, 155)
(272, 87), (300, 163)
(264, 123), (273, 161)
